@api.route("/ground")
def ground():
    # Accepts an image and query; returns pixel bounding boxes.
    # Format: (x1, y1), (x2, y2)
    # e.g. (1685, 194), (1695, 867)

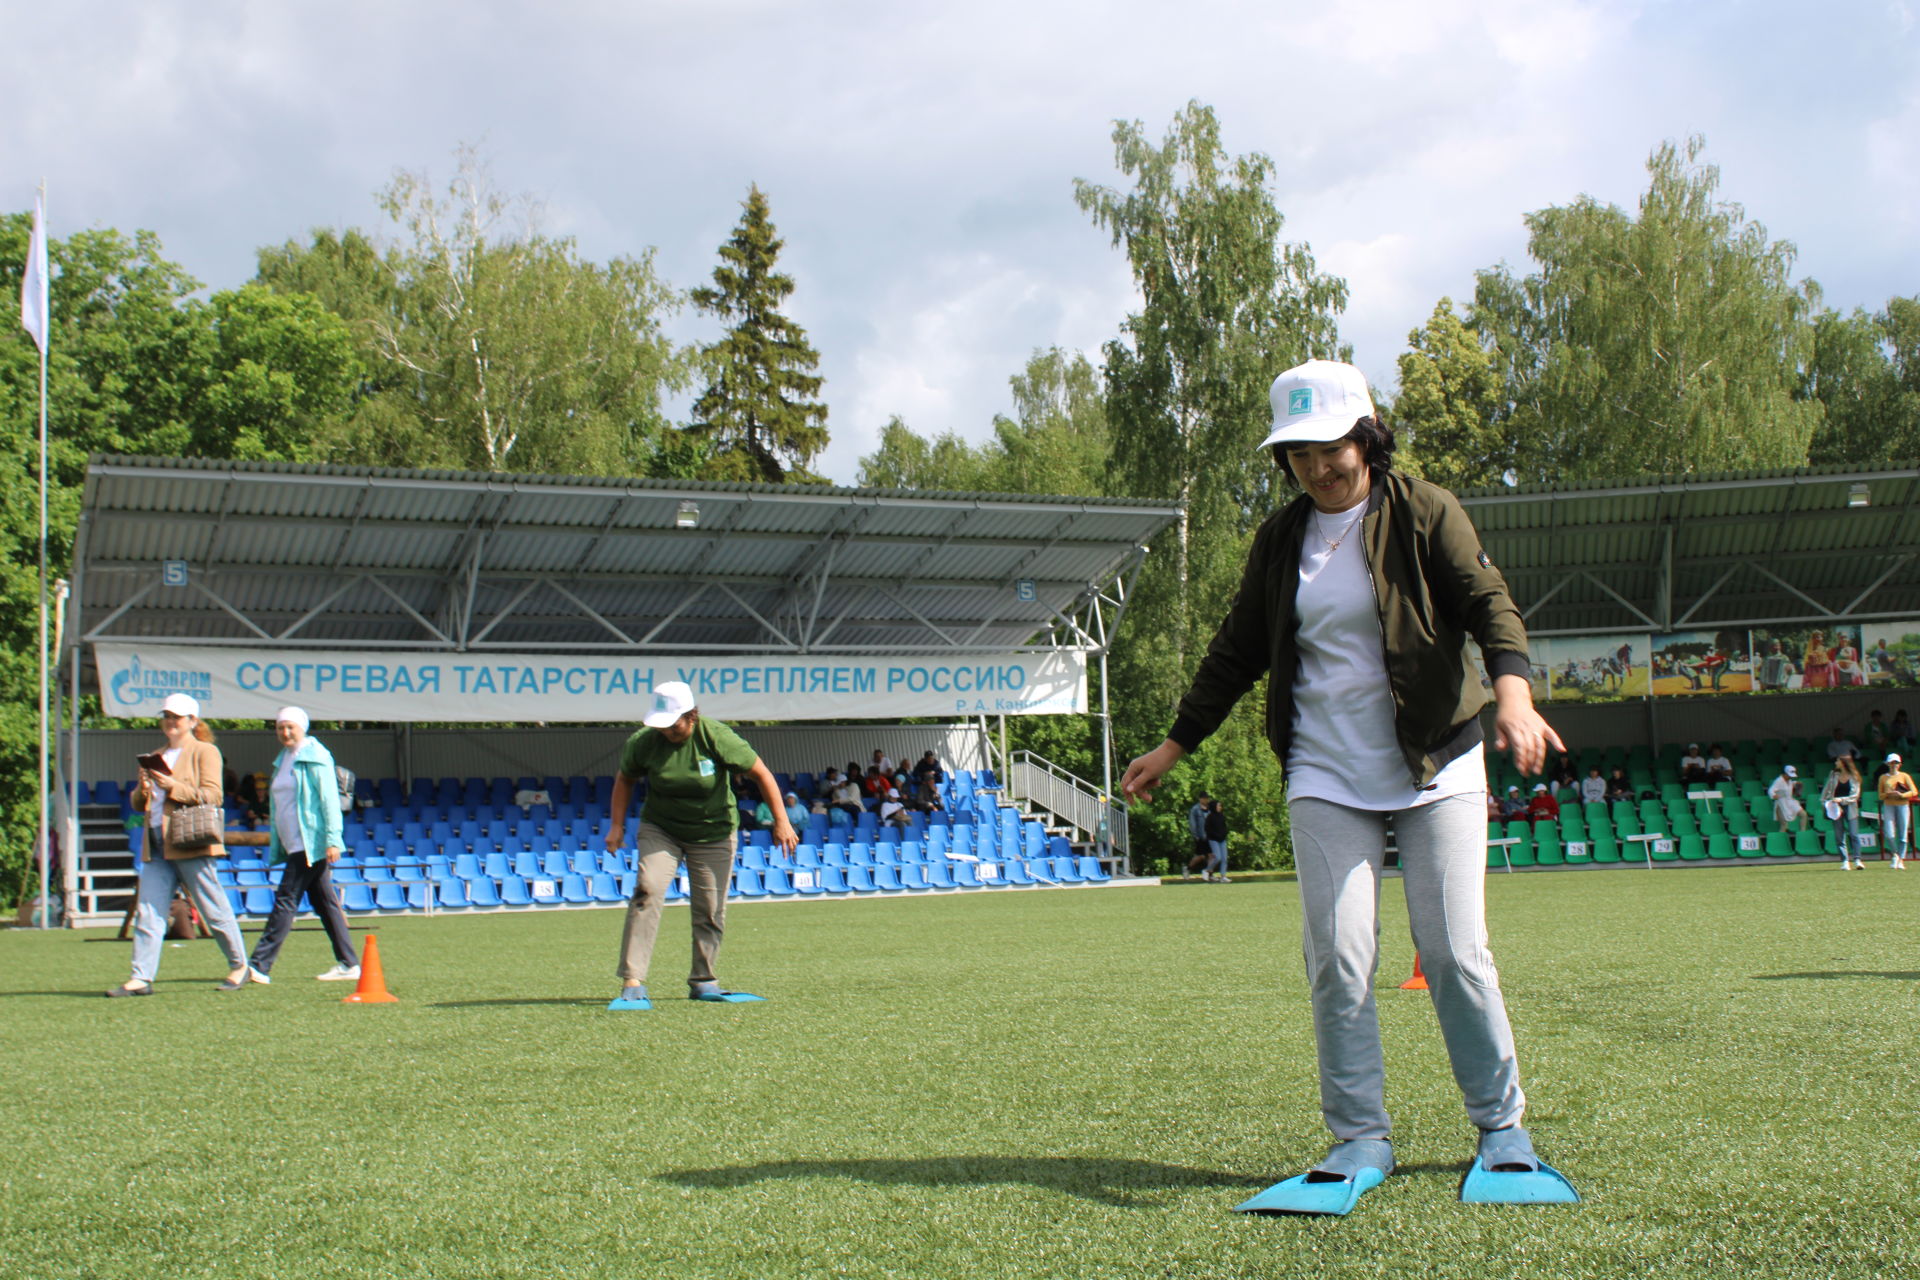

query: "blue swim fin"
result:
(1233, 1167), (1386, 1216)
(691, 990), (765, 1003)
(1460, 1127), (1579, 1204)
(1459, 1157), (1579, 1204)
(606, 994), (652, 1011)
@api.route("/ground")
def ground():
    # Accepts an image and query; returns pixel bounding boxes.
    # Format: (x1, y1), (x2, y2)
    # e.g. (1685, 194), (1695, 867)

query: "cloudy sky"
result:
(7, 1), (1917, 481)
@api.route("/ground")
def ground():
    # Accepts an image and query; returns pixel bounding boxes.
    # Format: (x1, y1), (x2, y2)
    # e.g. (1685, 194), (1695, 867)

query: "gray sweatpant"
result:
(1290, 793), (1526, 1141)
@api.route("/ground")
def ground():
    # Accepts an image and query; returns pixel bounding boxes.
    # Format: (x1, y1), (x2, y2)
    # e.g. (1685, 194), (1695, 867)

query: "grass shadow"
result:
(1752, 970), (1920, 981)
(662, 1155), (1268, 1207)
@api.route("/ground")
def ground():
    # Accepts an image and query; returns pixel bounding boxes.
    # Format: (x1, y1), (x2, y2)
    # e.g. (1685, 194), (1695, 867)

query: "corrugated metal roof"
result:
(75, 456), (1182, 656)
(1460, 462), (1920, 634)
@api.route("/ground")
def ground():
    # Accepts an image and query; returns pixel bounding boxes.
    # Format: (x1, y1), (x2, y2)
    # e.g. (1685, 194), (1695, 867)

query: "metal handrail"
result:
(1004, 750), (1130, 869)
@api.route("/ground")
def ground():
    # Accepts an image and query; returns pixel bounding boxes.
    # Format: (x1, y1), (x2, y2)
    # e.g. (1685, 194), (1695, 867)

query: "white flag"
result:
(21, 192), (48, 354)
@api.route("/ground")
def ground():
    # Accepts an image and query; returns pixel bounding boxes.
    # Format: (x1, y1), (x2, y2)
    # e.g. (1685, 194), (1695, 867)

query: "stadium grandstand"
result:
(52, 456), (1181, 926)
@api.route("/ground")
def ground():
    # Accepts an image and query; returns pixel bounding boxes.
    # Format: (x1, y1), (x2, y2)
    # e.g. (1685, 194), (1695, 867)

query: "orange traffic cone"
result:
(1399, 953), (1429, 990)
(342, 933), (398, 1003)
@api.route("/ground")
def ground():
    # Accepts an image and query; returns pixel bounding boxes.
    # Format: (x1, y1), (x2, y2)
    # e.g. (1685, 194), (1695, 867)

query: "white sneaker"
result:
(1841, 861), (1853, 870)
(1218, 875), (1231, 883)
(1894, 858), (1906, 870)
(247, 967), (272, 985)
(316, 963), (361, 981)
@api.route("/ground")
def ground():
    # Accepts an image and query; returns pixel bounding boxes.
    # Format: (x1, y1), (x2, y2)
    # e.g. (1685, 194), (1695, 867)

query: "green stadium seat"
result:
(1535, 832), (1564, 865)
(1764, 831), (1795, 858)
(1507, 839), (1537, 868)
(1677, 835), (1707, 861)
(1591, 834), (1620, 863)
(1793, 829), (1824, 856)
(1648, 836), (1678, 862)
(1706, 833), (1737, 859)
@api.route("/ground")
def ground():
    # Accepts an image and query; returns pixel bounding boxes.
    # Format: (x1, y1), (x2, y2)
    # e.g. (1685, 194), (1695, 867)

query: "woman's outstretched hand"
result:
(1492, 674), (1567, 776)
(1120, 740), (1186, 804)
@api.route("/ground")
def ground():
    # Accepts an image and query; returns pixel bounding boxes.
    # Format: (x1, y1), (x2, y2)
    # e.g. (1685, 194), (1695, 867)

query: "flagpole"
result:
(36, 180), (51, 929)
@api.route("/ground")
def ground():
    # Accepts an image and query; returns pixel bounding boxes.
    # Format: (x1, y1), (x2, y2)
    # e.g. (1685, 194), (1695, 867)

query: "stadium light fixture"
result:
(1848, 483), (1870, 508)
(675, 500), (700, 529)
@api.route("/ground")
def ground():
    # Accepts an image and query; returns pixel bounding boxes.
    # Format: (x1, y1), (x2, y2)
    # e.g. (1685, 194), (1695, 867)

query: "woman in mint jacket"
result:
(243, 706), (361, 984)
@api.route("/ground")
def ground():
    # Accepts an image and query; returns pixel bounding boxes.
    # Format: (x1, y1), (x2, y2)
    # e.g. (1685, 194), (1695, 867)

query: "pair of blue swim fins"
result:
(1234, 1130), (1579, 1216)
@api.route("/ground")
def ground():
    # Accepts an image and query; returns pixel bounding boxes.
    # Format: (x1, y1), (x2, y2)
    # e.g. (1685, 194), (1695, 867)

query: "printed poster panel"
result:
(1539, 634), (1650, 703)
(1650, 629), (1754, 697)
(1858, 619), (1920, 688)
(1748, 623), (1866, 694)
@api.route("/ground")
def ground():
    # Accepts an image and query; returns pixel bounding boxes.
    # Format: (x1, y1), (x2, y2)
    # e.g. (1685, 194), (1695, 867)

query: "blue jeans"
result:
(1206, 840), (1228, 875)
(129, 831), (247, 983)
(1835, 811), (1860, 861)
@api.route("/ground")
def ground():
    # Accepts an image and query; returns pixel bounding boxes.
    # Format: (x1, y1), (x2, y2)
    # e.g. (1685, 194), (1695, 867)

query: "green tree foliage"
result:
(1394, 297), (1507, 489)
(0, 216), (362, 902)
(854, 348), (1107, 495)
(1070, 101), (1347, 871)
(688, 186), (829, 483)
(258, 147), (690, 476)
(1805, 298), (1920, 465)
(1471, 137), (1823, 481)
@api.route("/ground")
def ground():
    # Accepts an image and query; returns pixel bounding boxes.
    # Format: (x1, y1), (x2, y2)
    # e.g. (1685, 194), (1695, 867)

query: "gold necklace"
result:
(1315, 508), (1364, 554)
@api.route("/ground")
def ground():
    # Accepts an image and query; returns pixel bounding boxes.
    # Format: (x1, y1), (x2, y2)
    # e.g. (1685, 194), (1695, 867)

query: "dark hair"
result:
(1271, 415), (1397, 486)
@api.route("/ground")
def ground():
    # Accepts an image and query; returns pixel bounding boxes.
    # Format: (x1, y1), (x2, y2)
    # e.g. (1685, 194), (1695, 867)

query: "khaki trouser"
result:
(616, 822), (735, 988)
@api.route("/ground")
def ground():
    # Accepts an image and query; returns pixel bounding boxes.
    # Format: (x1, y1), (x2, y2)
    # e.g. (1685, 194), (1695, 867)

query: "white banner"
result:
(94, 644), (1087, 724)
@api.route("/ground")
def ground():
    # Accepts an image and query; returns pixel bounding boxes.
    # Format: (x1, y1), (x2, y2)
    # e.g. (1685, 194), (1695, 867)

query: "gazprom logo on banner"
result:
(109, 653), (213, 710)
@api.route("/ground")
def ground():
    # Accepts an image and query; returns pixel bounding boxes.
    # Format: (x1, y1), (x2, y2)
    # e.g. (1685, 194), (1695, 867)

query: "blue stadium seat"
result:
(761, 867), (796, 896)
(340, 883), (376, 913)
(925, 861), (957, 890)
(589, 874), (624, 904)
(953, 861), (984, 889)
(438, 879), (472, 909)
(846, 866), (878, 893)
(873, 865), (905, 892)
(1076, 856), (1111, 883)
(499, 875), (533, 906)
(899, 864), (931, 891)
(1003, 860), (1037, 886)
(407, 882), (434, 910)
(467, 878), (503, 908)
(374, 883), (408, 911)
(225, 887), (245, 916)
(559, 875), (592, 905)
(1051, 857), (1084, 883)
(732, 866), (767, 898)
(819, 866), (852, 895)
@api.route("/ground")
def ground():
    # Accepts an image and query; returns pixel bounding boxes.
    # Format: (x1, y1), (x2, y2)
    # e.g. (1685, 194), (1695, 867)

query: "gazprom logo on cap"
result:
(1287, 387), (1314, 416)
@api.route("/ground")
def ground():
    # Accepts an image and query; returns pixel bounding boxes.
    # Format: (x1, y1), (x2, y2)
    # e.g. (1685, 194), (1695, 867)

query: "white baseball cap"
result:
(1532, 783), (1548, 793)
(160, 693), (200, 718)
(1258, 359), (1377, 451)
(643, 680), (697, 729)
(1889, 753), (1903, 764)
(1783, 765), (1797, 776)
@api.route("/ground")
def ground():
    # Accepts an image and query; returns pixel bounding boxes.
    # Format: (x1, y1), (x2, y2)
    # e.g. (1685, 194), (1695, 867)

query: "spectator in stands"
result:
(1822, 754), (1865, 870)
(1894, 710), (1917, 751)
(1826, 727), (1859, 762)
(814, 771), (839, 803)
(1876, 753), (1914, 870)
(605, 681), (797, 1006)
(871, 748), (896, 776)
(1604, 768), (1634, 803)
(1768, 765), (1809, 833)
(1499, 785), (1529, 821)
(1547, 755), (1577, 793)
(234, 771), (268, 827)
(242, 705), (361, 986)
(828, 773), (863, 820)
(910, 750), (944, 792)
(1525, 784), (1559, 825)
(879, 788), (911, 828)
(1704, 745), (1735, 784)
(783, 792), (809, 831)
(1678, 743), (1709, 783)
(862, 765), (891, 799)
(734, 774), (763, 831)
(1203, 799), (1230, 882)
(107, 693), (251, 998)
(1486, 791), (1504, 823)
(1120, 360), (1574, 1209)
(1863, 709), (1890, 755)
(1579, 767), (1607, 806)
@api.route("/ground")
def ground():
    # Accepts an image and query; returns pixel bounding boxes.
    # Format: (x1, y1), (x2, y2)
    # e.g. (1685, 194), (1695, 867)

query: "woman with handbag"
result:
(107, 693), (251, 996)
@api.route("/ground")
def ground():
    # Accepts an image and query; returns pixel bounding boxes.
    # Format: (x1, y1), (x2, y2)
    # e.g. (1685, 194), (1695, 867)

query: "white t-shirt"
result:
(272, 753), (305, 854)
(1286, 504), (1485, 810)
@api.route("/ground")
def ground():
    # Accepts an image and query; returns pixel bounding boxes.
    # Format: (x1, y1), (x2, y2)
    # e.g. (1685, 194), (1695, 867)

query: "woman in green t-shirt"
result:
(606, 681), (797, 1008)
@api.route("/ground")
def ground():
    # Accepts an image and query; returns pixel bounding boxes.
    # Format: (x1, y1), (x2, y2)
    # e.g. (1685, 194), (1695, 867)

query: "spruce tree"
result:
(689, 186), (828, 482)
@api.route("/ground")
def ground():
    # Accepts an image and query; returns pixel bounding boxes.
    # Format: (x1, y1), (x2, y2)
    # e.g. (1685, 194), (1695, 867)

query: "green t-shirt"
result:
(618, 717), (760, 843)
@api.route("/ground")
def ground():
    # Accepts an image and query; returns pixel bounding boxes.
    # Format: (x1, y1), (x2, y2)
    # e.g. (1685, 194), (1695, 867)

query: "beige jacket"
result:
(131, 737), (228, 860)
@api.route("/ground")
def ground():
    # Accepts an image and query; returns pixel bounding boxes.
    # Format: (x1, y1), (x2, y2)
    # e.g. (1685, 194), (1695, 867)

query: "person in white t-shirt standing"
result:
(1122, 359), (1577, 1214)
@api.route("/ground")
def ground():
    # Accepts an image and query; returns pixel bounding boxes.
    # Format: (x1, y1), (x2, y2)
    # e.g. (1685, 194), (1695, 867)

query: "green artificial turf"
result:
(2, 864), (1914, 1279)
